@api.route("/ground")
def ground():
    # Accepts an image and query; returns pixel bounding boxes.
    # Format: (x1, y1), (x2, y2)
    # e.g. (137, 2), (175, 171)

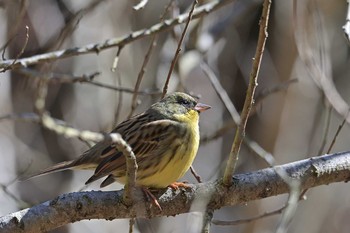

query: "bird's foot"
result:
(168, 181), (190, 190)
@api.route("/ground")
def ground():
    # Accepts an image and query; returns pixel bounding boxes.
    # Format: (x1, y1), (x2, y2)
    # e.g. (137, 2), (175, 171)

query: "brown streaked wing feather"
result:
(112, 112), (150, 135)
(98, 113), (146, 159)
(85, 151), (123, 184)
(85, 113), (155, 184)
(100, 174), (116, 187)
(85, 119), (181, 185)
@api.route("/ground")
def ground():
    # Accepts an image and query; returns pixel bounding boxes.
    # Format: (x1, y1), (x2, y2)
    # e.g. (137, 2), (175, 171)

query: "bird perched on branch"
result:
(27, 92), (211, 189)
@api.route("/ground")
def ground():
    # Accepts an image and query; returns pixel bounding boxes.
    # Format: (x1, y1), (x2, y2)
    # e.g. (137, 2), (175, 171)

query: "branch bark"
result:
(1, 151), (350, 233)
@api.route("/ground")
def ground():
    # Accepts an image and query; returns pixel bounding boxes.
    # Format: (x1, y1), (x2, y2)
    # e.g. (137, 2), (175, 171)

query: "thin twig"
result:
(128, 0), (174, 117)
(161, 0), (198, 98)
(222, 0), (271, 185)
(201, 120), (236, 144)
(327, 115), (347, 154)
(212, 206), (286, 225)
(16, 68), (100, 83)
(114, 74), (123, 123)
(200, 62), (240, 124)
(255, 79), (297, 102)
(0, 183), (30, 209)
(244, 136), (275, 166)
(318, 103), (331, 155)
(251, 79), (297, 116)
(111, 46), (123, 72)
(0, 0), (27, 57)
(88, 80), (162, 95)
(49, 0), (106, 51)
(0, 164), (33, 209)
(190, 165), (203, 183)
(2, 34), (17, 60)
(0, 112), (66, 126)
(128, 37), (157, 117)
(2, 25), (29, 72)
(17, 68), (161, 95)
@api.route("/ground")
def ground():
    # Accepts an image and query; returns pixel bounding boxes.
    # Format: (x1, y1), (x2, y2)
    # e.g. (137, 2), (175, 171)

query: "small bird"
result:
(28, 92), (211, 189)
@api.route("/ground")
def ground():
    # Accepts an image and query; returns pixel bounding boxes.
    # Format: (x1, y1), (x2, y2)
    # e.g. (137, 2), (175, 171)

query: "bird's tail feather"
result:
(21, 160), (75, 180)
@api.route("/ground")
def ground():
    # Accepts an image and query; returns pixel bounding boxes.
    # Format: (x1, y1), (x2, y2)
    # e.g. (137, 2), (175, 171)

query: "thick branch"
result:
(1, 151), (350, 233)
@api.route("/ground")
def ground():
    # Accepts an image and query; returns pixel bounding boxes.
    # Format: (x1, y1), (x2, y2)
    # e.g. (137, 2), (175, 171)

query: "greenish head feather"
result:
(148, 92), (198, 120)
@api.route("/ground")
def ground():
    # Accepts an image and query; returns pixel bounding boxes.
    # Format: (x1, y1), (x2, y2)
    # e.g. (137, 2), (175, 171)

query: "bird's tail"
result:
(21, 142), (108, 181)
(21, 160), (75, 180)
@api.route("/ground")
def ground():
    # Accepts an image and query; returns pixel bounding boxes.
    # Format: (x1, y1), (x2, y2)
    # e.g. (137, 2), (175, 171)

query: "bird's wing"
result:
(85, 119), (182, 185)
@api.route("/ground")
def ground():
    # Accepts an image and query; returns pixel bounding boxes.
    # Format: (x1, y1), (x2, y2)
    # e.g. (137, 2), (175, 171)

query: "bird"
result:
(27, 92), (211, 189)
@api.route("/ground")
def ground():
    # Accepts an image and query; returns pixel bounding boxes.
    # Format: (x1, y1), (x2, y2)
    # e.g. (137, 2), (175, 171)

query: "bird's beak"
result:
(194, 103), (211, 112)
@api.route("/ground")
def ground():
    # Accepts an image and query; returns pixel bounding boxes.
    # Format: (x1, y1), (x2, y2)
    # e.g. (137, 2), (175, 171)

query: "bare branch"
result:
(129, 34), (157, 117)
(87, 81), (161, 95)
(212, 206), (285, 225)
(200, 62), (240, 124)
(190, 165), (203, 183)
(1, 151), (350, 233)
(318, 104), (331, 155)
(162, 0), (198, 98)
(128, 0), (176, 116)
(16, 68), (100, 83)
(223, 0), (271, 185)
(2, 25), (29, 72)
(0, 0), (236, 71)
(111, 46), (123, 72)
(0, 0), (28, 57)
(15, 68), (161, 95)
(327, 115), (347, 154)
(52, 0), (107, 51)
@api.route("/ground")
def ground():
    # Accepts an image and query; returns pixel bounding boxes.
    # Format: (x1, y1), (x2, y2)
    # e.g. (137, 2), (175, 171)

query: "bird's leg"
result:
(142, 187), (162, 211)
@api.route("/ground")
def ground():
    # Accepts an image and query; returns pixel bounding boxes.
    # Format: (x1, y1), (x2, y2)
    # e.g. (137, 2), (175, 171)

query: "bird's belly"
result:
(138, 143), (198, 188)
(117, 131), (199, 188)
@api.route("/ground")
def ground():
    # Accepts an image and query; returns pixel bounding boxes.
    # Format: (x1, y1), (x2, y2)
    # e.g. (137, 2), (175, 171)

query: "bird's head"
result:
(150, 92), (211, 122)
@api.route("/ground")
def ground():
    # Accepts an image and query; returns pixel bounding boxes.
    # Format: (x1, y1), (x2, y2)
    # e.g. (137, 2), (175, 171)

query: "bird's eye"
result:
(181, 99), (190, 105)
(179, 98), (191, 107)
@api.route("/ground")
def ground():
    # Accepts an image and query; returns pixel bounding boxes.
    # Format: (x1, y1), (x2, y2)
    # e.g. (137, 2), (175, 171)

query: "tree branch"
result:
(0, 0), (235, 71)
(1, 151), (350, 233)
(223, 0), (271, 185)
